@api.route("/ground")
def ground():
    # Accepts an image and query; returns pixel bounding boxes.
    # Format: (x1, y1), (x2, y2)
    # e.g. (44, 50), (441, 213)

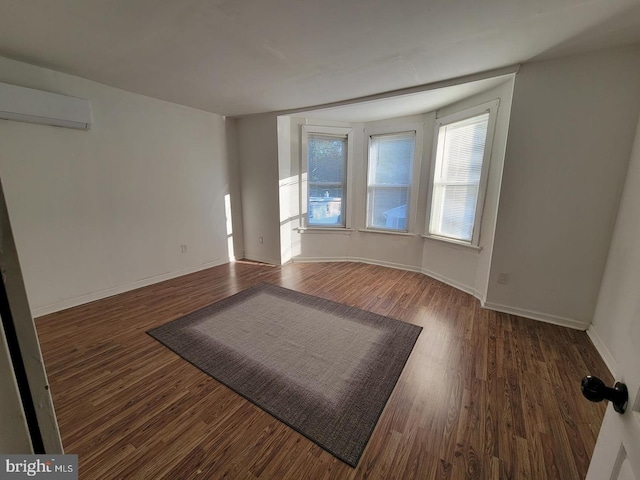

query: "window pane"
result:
(308, 135), (346, 184)
(368, 187), (408, 230)
(308, 134), (347, 227)
(430, 113), (489, 242)
(436, 114), (488, 184)
(309, 187), (343, 226)
(430, 184), (478, 241)
(309, 186), (342, 198)
(369, 133), (414, 185)
(367, 131), (415, 231)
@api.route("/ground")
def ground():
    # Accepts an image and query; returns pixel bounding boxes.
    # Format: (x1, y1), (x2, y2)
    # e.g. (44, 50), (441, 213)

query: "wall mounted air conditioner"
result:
(0, 82), (92, 130)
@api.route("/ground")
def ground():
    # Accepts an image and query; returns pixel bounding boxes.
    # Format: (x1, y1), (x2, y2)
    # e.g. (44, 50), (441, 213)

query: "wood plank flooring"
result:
(35, 261), (613, 479)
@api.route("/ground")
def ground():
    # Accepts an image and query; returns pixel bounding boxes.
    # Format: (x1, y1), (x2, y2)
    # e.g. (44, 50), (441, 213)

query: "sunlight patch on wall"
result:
(225, 194), (235, 261)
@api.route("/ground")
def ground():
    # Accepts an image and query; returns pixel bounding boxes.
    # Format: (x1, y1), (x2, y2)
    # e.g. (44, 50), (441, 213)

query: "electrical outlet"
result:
(259, 236), (263, 244)
(497, 273), (509, 285)
(181, 244), (188, 253)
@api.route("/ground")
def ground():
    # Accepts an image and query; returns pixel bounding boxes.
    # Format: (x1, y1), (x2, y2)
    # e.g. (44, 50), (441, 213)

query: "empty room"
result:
(1, 1), (640, 479)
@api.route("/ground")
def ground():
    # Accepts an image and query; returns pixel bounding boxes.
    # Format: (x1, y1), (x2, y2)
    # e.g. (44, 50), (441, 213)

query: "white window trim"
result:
(301, 125), (354, 229)
(425, 99), (499, 247)
(296, 227), (354, 235)
(363, 122), (424, 233)
(359, 228), (417, 237)
(421, 234), (483, 252)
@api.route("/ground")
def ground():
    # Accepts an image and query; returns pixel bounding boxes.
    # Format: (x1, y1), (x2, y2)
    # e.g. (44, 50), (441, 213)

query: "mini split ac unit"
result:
(0, 82), (92, 130)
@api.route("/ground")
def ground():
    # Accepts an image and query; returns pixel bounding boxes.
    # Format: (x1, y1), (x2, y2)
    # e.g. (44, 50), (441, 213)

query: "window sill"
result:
(297, 227), (354, 235)
(359, 229), (417, 237)
(422, 234), (483, 252)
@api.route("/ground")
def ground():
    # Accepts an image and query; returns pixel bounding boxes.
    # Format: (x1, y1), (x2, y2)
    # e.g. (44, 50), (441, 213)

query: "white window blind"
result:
(429, 113), (490, 242)
(367, 132), (416, 232)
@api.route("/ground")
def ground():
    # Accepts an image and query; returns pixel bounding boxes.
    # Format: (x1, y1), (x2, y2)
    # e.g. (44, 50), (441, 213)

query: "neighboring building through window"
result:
(427, 100), (498, 245)
(302, 126), (352, 228)
(366, 131), (416, 232)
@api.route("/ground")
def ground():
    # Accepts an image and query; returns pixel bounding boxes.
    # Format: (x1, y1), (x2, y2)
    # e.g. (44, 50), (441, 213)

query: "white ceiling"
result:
(1, 0), (639, 117)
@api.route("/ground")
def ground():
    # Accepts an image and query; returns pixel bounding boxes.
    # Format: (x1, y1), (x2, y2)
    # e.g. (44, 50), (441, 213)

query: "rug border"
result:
(147, 282), (422, 467)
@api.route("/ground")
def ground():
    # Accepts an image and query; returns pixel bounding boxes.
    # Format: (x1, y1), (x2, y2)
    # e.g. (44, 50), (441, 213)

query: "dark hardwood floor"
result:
(35, 261), (612, 479)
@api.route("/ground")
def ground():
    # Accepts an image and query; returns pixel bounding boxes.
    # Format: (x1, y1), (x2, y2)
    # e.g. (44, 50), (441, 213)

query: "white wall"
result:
(236, 113), (282, 264)
(277, 115), (295, 264)
(225, 118), (245, 261)
(486, 46), (640, 329)
(589, 107), (640, 376)
(0, 56), (233, 316)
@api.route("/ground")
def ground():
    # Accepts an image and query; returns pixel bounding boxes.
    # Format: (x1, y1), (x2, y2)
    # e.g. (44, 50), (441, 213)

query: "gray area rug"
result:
(147, 282), (422, 466)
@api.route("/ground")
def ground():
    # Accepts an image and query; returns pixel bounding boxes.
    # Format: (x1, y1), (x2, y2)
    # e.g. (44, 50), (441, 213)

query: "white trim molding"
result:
(481, 300), (589, 330)
(422, 234), (483, 252)
(291, 257), (589, 331)
(297, 227), (354, 235)
(292, 256), (422, 274)
(360, 229), (417, 237)
(243, 254), (281, 265)
(293, 256), (481, 297)
(420, 267), (483, 299)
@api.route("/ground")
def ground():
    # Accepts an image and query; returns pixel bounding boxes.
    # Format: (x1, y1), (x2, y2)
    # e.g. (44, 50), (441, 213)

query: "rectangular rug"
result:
(147, 282), (422, 467)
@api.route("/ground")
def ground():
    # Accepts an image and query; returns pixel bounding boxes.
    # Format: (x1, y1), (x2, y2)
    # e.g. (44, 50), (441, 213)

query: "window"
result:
(427, 101), (498, 245)
(302, 126), (352, 228)
(366, 131), (417, 232)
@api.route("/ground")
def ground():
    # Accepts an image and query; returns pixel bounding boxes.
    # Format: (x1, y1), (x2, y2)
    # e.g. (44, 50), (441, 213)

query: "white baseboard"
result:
(292, 256), (346, 263)
(32, 259), (228, 318)
(420, 267), (483, 300)
(294, 256), (589, 331)
(292, 256), (422, 274)
(481, 300), (589, 330)
(294, 256), (483, 297)
(242, 254), (281, 265)
(353, 257), (422, 273)
(586, 326), (618, 378)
